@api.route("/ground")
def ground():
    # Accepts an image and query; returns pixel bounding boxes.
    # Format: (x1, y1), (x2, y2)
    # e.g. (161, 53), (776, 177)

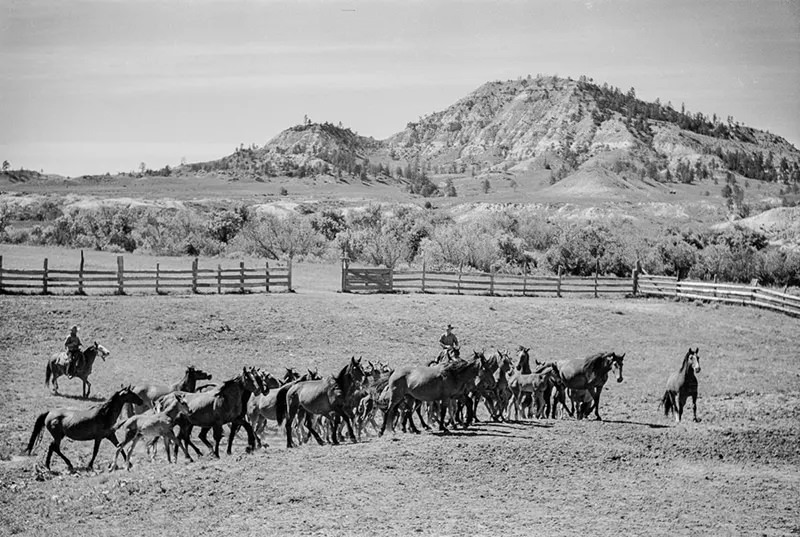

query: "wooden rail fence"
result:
(0, 253), (292, 295)
(638, 274), (800, 317)
(341, 258), (799, 318)
(342, 258), (633, 298)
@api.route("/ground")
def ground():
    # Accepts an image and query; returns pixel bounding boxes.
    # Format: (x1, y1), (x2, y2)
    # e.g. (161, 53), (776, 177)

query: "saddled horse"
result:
(25, 385), (143, 471)
(557, 351), (624, 421)
(128, 365), (213, 415)
(275, 357), (364, 448)
(661, 347), (701, 423)
(173, 367), (263, 459)
(45, 342), (110, 399)
(380, 354), (487, 435)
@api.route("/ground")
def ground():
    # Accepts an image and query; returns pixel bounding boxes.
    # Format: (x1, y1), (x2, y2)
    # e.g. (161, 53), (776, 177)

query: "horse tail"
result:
(45, 360), (52, 387)
(275, 384), (291, 425)
(661, 391), (673, 416)
(25, 412), (48, 455)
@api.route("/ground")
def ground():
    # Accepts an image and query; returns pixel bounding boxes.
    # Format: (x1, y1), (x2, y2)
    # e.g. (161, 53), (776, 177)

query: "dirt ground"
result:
(0, 269), (798, 536)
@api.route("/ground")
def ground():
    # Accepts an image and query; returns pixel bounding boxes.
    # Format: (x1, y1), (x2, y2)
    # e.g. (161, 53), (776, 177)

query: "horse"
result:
(173, 367), (263, 459)
(275, 357), (364, 448)
(110, 392), (192, 470)
(246, 368), (318, 448)
(557, 351), (625, 421)
(569, 388), (595, 420)
(45, 342), (110, 399)
(380, 353), (487, 435)
(128, 365), (213, 415)
(25, 385), (143, 472)
(509, 362), (562, 420)
(661, 347), (701, 423)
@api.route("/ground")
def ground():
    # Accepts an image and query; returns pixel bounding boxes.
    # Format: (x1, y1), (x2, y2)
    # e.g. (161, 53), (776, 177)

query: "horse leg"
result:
(414, 401), (430, 430)
(211, 425), (223, 458)
(437, 400), (450, 434)
(82, 378), (91, 399)
(86, 438), (103, 470)
(198, 427), (214, 451)
(124, 436), (141, 470)
(226, 423), (238, 455)
(337, 409), (358, 444)
(304, 413), (325, 446)
(592, 386), (603, 421)
(677, 393), (687, 423)
(236, 418), (256, 453)
(691, 392), (699, 422)
(49, 438), (74, 472)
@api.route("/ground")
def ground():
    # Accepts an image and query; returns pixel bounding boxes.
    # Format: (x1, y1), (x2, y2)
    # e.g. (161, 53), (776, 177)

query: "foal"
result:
(110, 393), (192, 470)
(661, 347), (701, 423)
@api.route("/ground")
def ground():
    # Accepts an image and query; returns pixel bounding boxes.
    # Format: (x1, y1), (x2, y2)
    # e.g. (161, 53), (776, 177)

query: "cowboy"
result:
(437, 324), (460, 362)
(64, 325), (83, 379)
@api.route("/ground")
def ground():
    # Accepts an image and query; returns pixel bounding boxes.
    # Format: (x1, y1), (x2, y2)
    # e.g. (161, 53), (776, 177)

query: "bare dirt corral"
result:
(0, 275), (798, 536)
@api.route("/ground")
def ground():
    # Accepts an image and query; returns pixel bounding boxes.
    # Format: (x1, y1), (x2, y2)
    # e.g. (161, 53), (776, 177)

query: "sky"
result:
(1, 0), (799, 177)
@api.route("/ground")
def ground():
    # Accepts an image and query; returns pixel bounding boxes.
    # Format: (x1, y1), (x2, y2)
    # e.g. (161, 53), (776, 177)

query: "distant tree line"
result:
(2, 201), (798, 287)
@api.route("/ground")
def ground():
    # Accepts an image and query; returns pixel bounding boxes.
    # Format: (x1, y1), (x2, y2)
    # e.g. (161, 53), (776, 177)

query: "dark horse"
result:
(45, 342), (110, 399)
(25, 385), (143, 471)
(276, 357), (364, 448)
(128, 365), (213, 415)
(662, 347), (701, 423)
(380, 354), (487, 435)
(173, 367), (263, 459)
(557, 351), (625, 421)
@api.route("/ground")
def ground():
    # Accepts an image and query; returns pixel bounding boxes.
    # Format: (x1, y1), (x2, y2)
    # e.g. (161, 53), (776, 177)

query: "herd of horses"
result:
(25, 345), (702, 473)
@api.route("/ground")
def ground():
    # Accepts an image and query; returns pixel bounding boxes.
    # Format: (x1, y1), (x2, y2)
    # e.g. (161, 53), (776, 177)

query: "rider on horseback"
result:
(437, 324), (460, 362)
(64, 325), (83, 379)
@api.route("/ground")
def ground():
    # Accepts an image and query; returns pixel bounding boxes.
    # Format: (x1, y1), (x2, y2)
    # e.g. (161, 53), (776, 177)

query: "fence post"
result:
(389, 266), (394, 292)
(287, 257), (293, 292)
(523, 263), (528, 296)
(191, 258), (198, 293)
(239, 261), (245, 293)
(675, 275), (680, 299)
(594, 258), (599, 298)
(341, 257), (350, 292)
(116, 256), (124, 295)
(632, 259), (639, 296)
(421, 261), (427, 293)
(490, 267), (495, 296)
(0, 255), (3, 293)
(557, 266), (562, 298)
(217, 264), (222, 294)
(156, 263), (161, 294)
(713, 274), (718, 298)
(43, 258), (49, 294)
(457, 263), (463, 295)
(265, 261), (270, 293)
(77, 250), (85, 295)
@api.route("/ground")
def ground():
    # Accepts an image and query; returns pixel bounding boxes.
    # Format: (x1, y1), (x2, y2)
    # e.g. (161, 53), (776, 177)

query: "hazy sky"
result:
(1, 0), (798, 177)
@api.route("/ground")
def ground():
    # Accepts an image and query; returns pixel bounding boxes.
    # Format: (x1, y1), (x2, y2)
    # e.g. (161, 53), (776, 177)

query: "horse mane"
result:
(441, 358), (475, 378)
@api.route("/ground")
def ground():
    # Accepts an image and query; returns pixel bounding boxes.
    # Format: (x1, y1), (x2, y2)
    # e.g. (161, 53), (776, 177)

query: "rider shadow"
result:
(54, 393), (105, 402)
(602, 419), (671, 429)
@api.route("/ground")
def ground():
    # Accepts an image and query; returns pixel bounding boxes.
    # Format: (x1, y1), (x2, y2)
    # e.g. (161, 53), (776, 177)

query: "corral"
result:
(0, 262), (798, 536)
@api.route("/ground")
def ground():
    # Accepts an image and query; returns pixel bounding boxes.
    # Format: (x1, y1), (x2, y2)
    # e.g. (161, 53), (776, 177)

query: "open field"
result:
(0, 269), (798, 536)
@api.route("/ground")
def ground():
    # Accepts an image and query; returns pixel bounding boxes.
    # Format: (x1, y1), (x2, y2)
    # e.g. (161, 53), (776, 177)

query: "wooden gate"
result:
(341, 258), (393, 293)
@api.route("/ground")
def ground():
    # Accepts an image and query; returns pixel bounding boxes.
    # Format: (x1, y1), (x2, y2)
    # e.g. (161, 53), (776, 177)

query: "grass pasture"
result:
(0, 270), (798, 536)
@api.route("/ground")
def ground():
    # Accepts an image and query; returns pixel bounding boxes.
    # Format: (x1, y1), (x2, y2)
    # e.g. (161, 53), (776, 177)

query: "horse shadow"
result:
(603, 419), (671, 429)
(53, 393), (105, 403)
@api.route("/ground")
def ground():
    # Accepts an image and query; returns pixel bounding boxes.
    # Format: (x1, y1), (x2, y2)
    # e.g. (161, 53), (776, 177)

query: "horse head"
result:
(188, 365), (212, 383)
(88, 342), (109, 362)
(516, 347), (531, 372)
(257, 369), (280, 391)
(609, 352), (625, 383)
(348, 356), (365, 387)
(688, 347), (701, 374)
(117, 384), (144, 406)
(307, 368), (320, 380)
(283, 367), (300, 383)
(241, 367), (263, 394)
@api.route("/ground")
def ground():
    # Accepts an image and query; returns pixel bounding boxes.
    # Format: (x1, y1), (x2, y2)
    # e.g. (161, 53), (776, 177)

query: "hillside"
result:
(4, 74), (800, 207)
